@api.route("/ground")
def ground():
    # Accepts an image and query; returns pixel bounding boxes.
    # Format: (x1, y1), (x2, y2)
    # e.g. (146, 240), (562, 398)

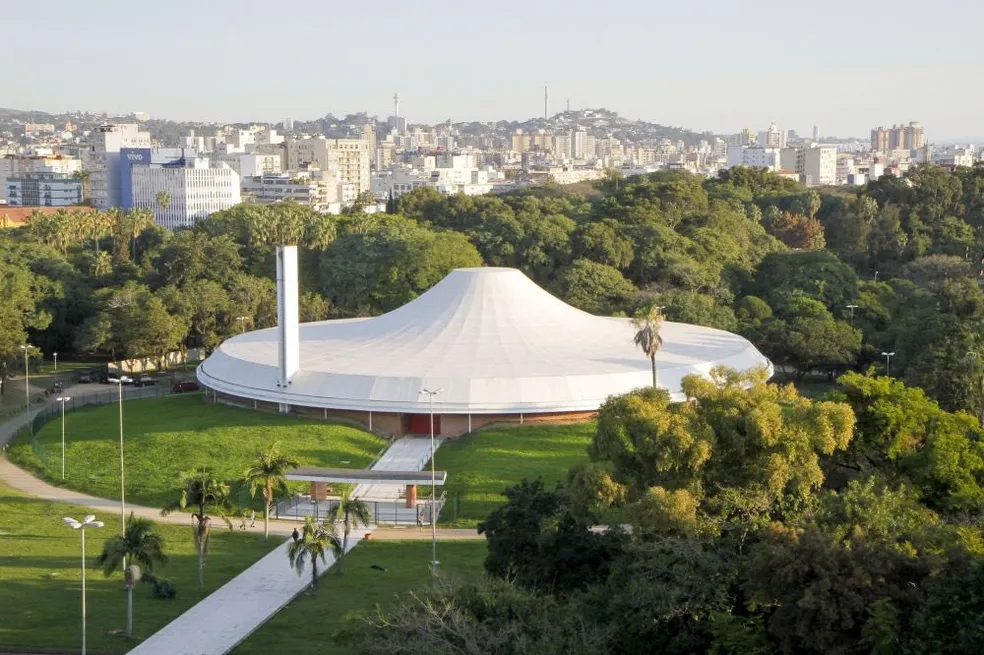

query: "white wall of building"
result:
(131, 159), (240, 229)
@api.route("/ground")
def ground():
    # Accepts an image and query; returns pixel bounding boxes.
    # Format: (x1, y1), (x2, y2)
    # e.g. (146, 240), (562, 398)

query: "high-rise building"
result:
(5, 171), (83, 207)
(510, 130), (531, 153)
(799, 145), (837, 186)
(870, 122), (925, 152)
(81, 124), (151, 209)
(0, 154), (81, 203)
(572, 128), (588, 160)
(287, 137), (371, 196)
(128, 157), (240, 229)
(761, 123), (787, 148)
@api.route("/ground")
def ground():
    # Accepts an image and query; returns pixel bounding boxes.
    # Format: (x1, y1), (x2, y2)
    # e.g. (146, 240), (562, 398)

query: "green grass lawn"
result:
(233, 540), (487, 654)
(6, 394), (386, 510)
(0, 481), (274, 654)
(434, 423), (595, 526)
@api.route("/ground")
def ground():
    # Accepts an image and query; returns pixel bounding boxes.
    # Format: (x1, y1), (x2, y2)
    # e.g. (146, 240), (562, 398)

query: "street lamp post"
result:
(236, 316), (249, 334)
(881, 351), (895, 377)
(20, 345), (30, 433)
(846, 304), (858, 327)
(54, 352), (58, 373)
(418, 387), (442, 584)
(63, 515), (104, 655)
(56, 396), (72, 479)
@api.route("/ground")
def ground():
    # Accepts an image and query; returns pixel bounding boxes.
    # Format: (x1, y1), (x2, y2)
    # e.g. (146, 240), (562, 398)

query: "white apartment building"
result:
(800, 146), (837, 186)
(286, 137), (370, 196)
(212, 152), (283, 178)
(728, 146), (782, 171)
(0, 154), (81, 203)
(241, 171), (344, 213)
(82, 124), (151, 209)
(371, 166), (492, 200)
(6, 171), (83, 207)
(130, 158), (240, 229)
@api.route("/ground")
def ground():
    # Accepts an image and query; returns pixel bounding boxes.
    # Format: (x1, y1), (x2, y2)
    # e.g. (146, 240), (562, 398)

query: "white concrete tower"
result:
(276, 245), (300, 411)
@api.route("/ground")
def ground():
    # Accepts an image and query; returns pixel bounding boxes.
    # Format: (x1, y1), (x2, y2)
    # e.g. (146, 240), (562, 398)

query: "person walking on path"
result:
(417, 506), (424, 529)
(250, 509), (256, 527)
(291, 527), (300, 542)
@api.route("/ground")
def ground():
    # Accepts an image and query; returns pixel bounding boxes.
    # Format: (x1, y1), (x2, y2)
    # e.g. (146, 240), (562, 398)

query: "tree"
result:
(478, 479), (627, 593)
(244, 442), (299, 539)
(590, 368), (855, 529)
(161, 469), (233, 587)
(632, 304), (664, 387)
(330, 490), (372, 574)
(553, 259), (637, 315)
(287, 515), (342, 591)
(155, 190), (171, 214)
(96, 513), (167, 637)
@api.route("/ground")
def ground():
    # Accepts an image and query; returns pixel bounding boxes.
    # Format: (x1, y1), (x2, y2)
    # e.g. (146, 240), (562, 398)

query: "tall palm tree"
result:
(632, 304), (664, 388)
(287, 516), (342, 592)
(161, 469), (233, 588)
(96, 513), (167, 638)
(155, 190), (171, 214)
(330, 490), (372, 575)
(244, 441), (299, 539)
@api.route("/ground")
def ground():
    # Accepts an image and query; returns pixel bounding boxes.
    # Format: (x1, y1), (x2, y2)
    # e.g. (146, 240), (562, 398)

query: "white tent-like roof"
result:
(197, 267), (772, 414)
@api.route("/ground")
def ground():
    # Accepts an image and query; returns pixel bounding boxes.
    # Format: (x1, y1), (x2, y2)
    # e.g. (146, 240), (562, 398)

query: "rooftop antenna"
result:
(544, 83), (548, 121)
(567, 98), (570, 113)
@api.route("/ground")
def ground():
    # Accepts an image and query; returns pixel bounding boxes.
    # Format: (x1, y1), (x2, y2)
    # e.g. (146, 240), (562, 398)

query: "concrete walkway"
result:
(128, 527), (369, 655)
(352, 436), (440, 501)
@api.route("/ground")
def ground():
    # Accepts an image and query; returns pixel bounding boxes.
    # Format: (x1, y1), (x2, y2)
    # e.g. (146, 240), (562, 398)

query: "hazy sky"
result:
(4, 0), (982, 139)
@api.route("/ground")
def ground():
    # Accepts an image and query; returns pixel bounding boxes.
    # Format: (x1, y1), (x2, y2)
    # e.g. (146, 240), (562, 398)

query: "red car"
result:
(172, 381), (200, 393)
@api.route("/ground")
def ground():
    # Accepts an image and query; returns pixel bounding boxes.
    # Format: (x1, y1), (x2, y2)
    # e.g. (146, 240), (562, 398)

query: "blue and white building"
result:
(120, 148), (241, 229)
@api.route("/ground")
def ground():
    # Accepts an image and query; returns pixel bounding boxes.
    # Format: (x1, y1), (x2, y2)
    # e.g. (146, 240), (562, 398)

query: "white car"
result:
(108, 375), (134, 385)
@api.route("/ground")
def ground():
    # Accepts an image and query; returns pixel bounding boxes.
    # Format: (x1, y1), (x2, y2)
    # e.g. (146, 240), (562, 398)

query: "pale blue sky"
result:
(4, 0), (982, 139)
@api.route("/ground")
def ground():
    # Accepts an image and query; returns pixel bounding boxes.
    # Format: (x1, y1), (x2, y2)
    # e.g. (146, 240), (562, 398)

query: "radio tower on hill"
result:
(393, 93), (400, 118)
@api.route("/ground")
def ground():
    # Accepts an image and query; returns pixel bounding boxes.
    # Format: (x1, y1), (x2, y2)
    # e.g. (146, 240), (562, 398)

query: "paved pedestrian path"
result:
(128, 527), (369, 655)
(352, 436), (440, 501)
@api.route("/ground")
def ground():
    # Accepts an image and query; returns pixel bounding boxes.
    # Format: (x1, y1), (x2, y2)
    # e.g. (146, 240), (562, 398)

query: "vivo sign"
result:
(126, 153), (144, 162)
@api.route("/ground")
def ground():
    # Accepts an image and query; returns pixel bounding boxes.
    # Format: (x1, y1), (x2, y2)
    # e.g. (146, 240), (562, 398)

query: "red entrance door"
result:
(407, 413), (441, 435)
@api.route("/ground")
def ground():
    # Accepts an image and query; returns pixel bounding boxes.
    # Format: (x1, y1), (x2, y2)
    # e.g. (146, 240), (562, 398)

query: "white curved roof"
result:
(198, 267), (772, 414)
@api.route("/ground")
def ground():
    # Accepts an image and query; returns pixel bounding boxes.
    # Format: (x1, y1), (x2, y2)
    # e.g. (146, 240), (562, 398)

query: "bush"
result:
(151, 578), (177, 600)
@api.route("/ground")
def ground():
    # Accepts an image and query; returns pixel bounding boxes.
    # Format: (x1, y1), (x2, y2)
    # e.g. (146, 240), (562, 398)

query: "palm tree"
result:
(287, 516), (342, 592)
(244, 441), (299, 539)
(155, 190), (171, 214)
(96, 513), (167, 638)
(160, 469), (233, 587)
(632, 304), (664, 388)
(73, 168), (92, 201)
(330, 490), (372, 575)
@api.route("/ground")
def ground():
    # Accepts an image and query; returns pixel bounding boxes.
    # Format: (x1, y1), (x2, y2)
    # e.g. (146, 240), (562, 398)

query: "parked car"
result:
(172, 380), (200, 393)
(136, 375), (156, 387)
(49, 382), (64, 393)
(107, 375), (134, 385)
(78, 371), (92, 384)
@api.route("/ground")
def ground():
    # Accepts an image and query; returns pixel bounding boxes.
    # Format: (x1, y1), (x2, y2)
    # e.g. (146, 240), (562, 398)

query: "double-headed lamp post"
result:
(54, 352), (58, 373)
(56, 396), (72, 479)
(882, 351), (895, 377)
(236, 316), (249, 334)
(63, 515), (104, 655)
(418, 387), (442, 583)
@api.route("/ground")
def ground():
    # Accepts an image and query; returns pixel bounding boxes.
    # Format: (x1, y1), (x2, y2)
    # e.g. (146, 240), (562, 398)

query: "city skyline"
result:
(4, 0), (983, 140)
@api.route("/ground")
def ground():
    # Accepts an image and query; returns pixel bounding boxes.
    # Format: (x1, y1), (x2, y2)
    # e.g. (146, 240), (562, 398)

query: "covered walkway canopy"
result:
(286, 467), (447, 486)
